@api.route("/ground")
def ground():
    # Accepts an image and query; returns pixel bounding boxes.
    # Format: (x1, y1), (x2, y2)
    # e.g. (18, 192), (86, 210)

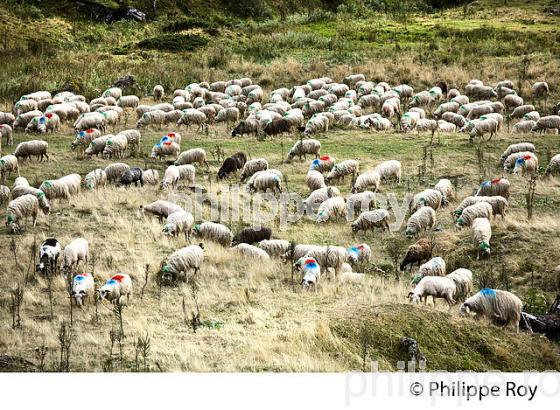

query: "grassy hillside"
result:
(1, 118), (559, 371)
(1, 0), (559, 372)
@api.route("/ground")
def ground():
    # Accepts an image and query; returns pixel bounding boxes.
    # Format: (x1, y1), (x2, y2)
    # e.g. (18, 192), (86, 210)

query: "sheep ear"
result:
(407, 292), (414, 297)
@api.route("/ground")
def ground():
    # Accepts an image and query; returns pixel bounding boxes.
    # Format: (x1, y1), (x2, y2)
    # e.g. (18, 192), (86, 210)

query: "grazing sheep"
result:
(249, 171), (283, 193)
(309, 155), (335, 173)
(116, 129), (141, 151)
(151, 141), (180, 160)
(325, 160), (359, 184)
(0, 112), (16, 126)
(286, 245), (347, 276)
(154, 85), (164, 101)
(454, 195), (508, 220)
(433, 101), (460, 118)
(409, 91), (433, 108)
(523, 111), (540, 122)
(240, 158), (268, 182)
(193, 222), (233, 247)
(316, 196), (347, 223)
(35, 238), (61, 276)
(0, 184), (9, 205)
(120, 167), (143, 187)
(0, 155), (19, 182)
(533, 115), (560, 133)
(5, 194), (39, 233)
(459, 288), (523, 332)
(499, 143), (535, 165)
(257, 239), (291, 257)
(545, 154), (560, 176)
(117, 95), (140, 109)
(417, 256), (446, 278)
(0, 124), (13, 146)
(351, 209), (390, 233)
(441, 112), (467, 128)
(346, 243), (372, 265)
(234, 243), (270, 261)
(374, 160), (402, 183)
(176, 109), (207, 131)
(512, 119), (536, 134)
(104, 163), (130, 184)
(62, 238), (89, 274)
(99, 273), (133, 303)
(161, 165), (180, 189)
(504, 94), (524, 109)
(287, 139), (321, 161)
(510, 105), (535, 118)
(472, 217), (492, 258)
(446, 268), (473, 299)
(163, 210), (195, 241)
(346, 191), (376, 216)
(305, 170), (327, 191)
(532, 82), (549, 99)
(295, 257), (321, 290)
(456, 202), (493, 228)
(503, 151), (537, 174)
(352, 170), (381, 193)
(13, 110), (42, 129)
(142, 169), (159, 186)
(475, 178), (510, 199)
(102, 134), (128, 159)
(406, 207), (436, 237)
(513, 154), (539, 178)
(233, 226), (272, 245)
(434, 179), (455, 205)
(102, 87), (122, 100)
(140, 200), (183, 222)
(469, 118), (498, 141)
(400, 238), (432, 271)
(72, 273), (94, 306)
(218, 154), (245, 180)
(174, 148), (209, 169)
(83, 134), (110, 158)
(137, 110), (166, 129)
(13, 140), (49, 162)
(231, 118), (261, 137)
(74, 112), (106, 132)
(304, 186), (341, 211)
(436, 120), (457, 133)
(410, 189), (443, 212)
(84, 169), (107, 190)
(409, 276), (456, 307)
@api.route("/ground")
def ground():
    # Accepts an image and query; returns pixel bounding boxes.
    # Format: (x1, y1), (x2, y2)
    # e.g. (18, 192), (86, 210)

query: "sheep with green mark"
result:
(102, 87), (122, 100)
(455, 202), (492, 229)
(410, 189), (443, 213)
(5, 194), (39, 233)
(13, 110), (42, 129)
(84, 169), (107, 190)
(193, 222), (233, 247)
(472, 217), (492, 258)
(316, 196), (347, 223)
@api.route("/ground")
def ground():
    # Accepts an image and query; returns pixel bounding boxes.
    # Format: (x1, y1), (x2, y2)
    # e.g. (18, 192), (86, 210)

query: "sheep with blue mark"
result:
(513, 154), (539, 178)
(309, 155), (335, 174)
(295, 256), (321, 290)
(499, 143), (535, 165)
(99, 273), (133, 303)
(460, 288), (523, 333)
(72, 273), (94, 306)
(346, 243), (372, 265)
(475, 177), (510, 199)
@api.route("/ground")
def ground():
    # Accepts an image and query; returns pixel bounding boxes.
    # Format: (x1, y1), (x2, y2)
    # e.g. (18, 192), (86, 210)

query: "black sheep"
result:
(232, 226), (272, 245)
(232, 151), (247, 168)
(120, 167), (143, 187)
(218, 152), (247, 179)
(264, 118), (292, 136)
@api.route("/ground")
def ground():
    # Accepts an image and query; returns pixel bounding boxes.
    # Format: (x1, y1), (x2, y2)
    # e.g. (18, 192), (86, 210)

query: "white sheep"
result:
(161, 165), (180, 189)
(456, 202), (493, 228)
(287, 139), (321, 161)
(176, 108), (207, 131)
(434, 179), (455, 205)
(137, 110), (166, 129)
(409, 276), (456, 307)
(102, 134), (128, 159)
(499, 142), (535, 165)
(234, 243), (270, 261)
(417, 256), (446, 278)
(240, 158), (268, 182)
(533, 115), (560, 133)
(104, 163), (130, 183)
(62, 238), (89, 274)
(0, 124), (13, 146)
(142, 169), (160, 185)
(410, 189), (443, 212)
(305, 170), (326, 191)
(84, 169), (107, 190)
(176, 164), (196, 186)
(475, 178), (510, 199)
(446, 268), (473, 298)
(99, 273), (133, 303)
(0, 155), (18, 182)
(545, 154), (560, 176)
(163, 210), (195, 241)
(512, 120), (536, 134)
(249, 171), (282, 193)
(174, 148), (209, 169)
(374, 160), (401, 183)
(351, 209), (390, 233)
(346, 243), (372, 265)
(13, 140), (49, 162)
(151, 141), (180, 160)
(472, 217), (492, 258)
(295, 257), (321, 290)
(257, 239), (291, 258)
(140, 200), (183, 222)
(459, 289), (523, 333)
(160, 244), (204, 283)
(193, 222), (233, 247)
(6, 194), (39, 233)
(513, 154), (539, 177)
(325, 160), (359, 184)
(316, 196), (347, 223)
(406, 206), (436, 237)
(0, 184), (9, 205)
(503, 152), (537, 173)
(352, 170), (381, 193)
(72, 273), (94, 306)
(153, 85), (165, 101)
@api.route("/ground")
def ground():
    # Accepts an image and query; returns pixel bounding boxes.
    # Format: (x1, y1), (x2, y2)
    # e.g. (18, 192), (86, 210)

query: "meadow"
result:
(1, 0), (560, 372)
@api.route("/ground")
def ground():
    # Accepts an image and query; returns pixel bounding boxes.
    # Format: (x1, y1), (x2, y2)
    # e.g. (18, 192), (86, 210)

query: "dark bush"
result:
(137, 34), (208, 52)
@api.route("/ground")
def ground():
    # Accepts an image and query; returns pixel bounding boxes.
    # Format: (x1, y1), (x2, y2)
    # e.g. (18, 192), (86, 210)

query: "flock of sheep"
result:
(1, 72), (560, 337)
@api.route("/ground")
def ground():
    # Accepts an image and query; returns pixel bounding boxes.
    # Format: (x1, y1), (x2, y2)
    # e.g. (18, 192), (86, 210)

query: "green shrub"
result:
(137, 34), (208, 52)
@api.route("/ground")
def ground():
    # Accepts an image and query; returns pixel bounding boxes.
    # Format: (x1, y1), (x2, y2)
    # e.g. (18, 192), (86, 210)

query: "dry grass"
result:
(1, 115), (560, 371)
